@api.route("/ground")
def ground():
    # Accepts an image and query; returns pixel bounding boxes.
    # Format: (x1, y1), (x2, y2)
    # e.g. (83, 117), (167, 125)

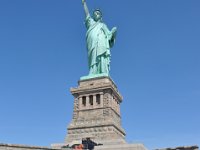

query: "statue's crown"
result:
(93, 9), (102, 16)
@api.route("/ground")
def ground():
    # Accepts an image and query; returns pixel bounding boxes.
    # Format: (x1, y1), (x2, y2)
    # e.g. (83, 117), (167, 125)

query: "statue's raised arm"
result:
(82, 0), (90, 17)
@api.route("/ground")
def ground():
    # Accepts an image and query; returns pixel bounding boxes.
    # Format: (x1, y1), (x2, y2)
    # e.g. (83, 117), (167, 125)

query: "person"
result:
(82, 0), (117, 76)
(75, 144), (84, 150)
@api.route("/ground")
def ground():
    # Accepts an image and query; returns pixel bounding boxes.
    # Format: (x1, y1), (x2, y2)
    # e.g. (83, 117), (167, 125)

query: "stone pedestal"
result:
(63, 76), (148, 150)
(65, 76), (126, 145)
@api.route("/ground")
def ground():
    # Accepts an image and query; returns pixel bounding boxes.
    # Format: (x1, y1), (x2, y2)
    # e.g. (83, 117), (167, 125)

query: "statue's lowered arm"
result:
(104, 26), (117, 48)
(82, 0), (90, 17)
(110, 27), (117, 47)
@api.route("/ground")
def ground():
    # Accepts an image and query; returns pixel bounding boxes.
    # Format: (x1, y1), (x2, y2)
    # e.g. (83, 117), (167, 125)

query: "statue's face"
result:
(93, 10), (102, 21)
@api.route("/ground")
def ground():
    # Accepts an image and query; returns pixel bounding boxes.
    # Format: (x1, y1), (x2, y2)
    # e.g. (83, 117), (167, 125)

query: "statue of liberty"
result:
(81, 0), (117, 80)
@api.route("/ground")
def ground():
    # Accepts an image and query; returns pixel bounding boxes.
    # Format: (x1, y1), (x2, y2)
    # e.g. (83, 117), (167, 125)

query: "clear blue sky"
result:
(0, 0), (199, 149)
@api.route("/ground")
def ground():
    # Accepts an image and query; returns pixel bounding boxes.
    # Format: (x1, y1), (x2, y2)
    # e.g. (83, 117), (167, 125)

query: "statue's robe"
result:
(85, 15), (115, 75)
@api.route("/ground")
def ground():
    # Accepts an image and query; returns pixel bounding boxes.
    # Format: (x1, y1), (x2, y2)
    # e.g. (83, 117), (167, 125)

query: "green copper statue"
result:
(80, 0), (117, 80)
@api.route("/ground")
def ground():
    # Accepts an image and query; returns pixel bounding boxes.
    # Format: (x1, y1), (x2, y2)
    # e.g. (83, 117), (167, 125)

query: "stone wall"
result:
(94, 143), (147, 150)
(156, 146), (199, 150)
(0, 143), (59, 150)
